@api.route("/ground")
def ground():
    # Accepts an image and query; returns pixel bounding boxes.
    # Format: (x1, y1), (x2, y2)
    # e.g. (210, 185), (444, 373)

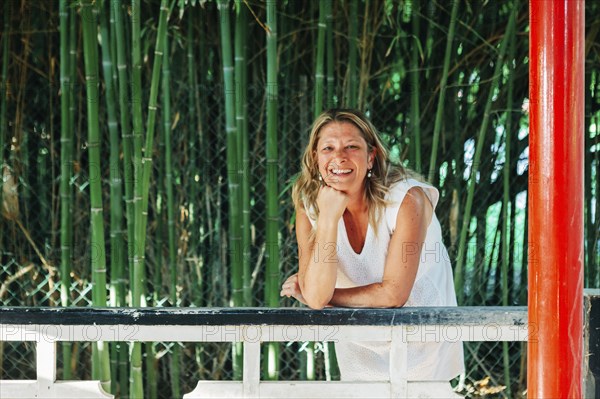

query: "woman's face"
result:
(314, 121), (375, 193)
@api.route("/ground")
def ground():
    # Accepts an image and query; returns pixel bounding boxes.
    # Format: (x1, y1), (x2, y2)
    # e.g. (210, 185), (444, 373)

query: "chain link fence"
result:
(0, 71), (532, 398)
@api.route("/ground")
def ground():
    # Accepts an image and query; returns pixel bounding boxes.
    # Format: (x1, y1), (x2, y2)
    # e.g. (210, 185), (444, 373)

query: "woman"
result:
(280, 109), (464, 383)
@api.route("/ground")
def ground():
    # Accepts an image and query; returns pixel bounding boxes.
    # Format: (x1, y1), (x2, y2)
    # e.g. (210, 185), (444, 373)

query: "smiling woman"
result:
(292, 109), (407, 245)
(281, 109), (465, 385)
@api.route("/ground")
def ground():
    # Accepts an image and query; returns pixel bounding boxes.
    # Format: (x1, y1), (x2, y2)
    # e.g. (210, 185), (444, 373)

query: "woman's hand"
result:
(280, 273), (307, 305)
(316, 185), (349, 225)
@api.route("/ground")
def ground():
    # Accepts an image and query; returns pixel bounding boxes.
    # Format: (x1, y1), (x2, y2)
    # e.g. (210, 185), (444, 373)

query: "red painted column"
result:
(528, 0), (584, 397)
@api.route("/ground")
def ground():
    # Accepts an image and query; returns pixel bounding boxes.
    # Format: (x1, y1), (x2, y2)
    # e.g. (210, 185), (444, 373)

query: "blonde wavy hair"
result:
(292, 109), (411, 240)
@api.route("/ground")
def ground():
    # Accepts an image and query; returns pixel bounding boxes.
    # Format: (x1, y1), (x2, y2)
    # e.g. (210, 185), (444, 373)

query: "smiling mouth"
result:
(327, 169), (353, 178)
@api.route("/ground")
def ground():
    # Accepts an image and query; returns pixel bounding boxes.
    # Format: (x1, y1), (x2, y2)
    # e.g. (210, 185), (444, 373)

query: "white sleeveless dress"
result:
(303, 178), (465, 381)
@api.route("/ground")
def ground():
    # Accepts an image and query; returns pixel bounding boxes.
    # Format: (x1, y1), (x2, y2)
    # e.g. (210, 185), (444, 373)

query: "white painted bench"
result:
(0, 306), (528, 398)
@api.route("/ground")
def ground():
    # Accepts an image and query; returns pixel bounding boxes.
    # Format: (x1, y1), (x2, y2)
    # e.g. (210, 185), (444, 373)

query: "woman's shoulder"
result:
(386, 177), (434, 197)
(385, 177), (440, 212)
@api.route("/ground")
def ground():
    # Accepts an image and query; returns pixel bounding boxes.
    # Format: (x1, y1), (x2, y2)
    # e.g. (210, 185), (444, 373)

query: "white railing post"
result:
(389, 326), (408, 398)
(243, 342), (261, 398)
(37, 339), (57, 391)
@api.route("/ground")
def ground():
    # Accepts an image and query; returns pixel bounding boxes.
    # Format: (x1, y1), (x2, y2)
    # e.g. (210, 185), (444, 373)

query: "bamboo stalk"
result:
(186, 9), (201, 309)
(232, 0), (246, 380)
(427, 0), (459, 183)
(151, 121), (167, 399)
(217, 0), (243, 378)
(489, 208), (502, 304)
(68, 0), (77, 229)
(314, 0), (327, 118)
(196, 5), (210, 317)
(108, 2), (117, 94)
(455, 6), (517, 304)
(161, 29), (175, 324)
(234, 0), (251, 307)
(501, 6), (517, 395)
(265, 0), (281, 381)
(80, 0), (111, 391)
(357, 0), (378, 110)
(142, 0), (169, 398)
(99, 3), (126, 395)
(0, 0), (9, 205)
(187, 7), (205, 315)
(326, 0), (334, 109)
(217, 0), (241, 305)
(128, 0), (169, 395)
(145, 342), (157, 399)
(130, 0), (144, 309)
(111, 0), (133, 300)
(450, 69), (462, 253)
(126, 0), (144, 394)
(409, 2), (421, 172)
(139, 0), (169, 396)
(423, 1), (436, 80)
(161, 34), (181, 399)
(508, 187), (518, 302)
(279, 5), (295, 228)
(346, 0), (358, 108)
(99, 0), (123, 311)
(58, 0), (74, 380)
(111, 2), (132, 393)
(468, 214), (486, 305)
(134, 0), (169, 308)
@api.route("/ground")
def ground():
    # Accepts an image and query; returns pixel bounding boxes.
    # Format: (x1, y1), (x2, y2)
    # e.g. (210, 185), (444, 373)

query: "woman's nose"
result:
(332, 148), (347, 160)
(329, 155), (346, 168)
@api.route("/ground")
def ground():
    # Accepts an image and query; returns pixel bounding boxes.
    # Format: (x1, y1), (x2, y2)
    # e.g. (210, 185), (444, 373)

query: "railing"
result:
(0, 306), (528, 398)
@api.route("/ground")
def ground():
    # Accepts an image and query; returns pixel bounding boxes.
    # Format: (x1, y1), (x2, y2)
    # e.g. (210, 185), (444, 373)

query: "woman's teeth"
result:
(331, 169), (352, 175)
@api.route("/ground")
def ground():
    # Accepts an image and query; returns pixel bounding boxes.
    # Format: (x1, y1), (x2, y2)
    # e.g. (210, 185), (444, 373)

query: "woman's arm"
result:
(290, 184), (349, 309)
(328, 187), (433, 308)
(294, 205), (340, 309)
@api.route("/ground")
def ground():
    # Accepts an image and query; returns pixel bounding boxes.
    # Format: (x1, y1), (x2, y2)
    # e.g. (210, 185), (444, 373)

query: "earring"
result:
(367, 169), (372, 178)
(319, 174), (323, 181)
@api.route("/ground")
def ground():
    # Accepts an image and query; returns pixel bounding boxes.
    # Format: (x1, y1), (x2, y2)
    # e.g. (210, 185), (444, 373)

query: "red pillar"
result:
(528, 0), (584, 397)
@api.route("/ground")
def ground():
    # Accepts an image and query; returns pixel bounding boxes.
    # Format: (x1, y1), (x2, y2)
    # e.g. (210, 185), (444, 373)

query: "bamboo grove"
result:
(0, 0), (599, 398)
